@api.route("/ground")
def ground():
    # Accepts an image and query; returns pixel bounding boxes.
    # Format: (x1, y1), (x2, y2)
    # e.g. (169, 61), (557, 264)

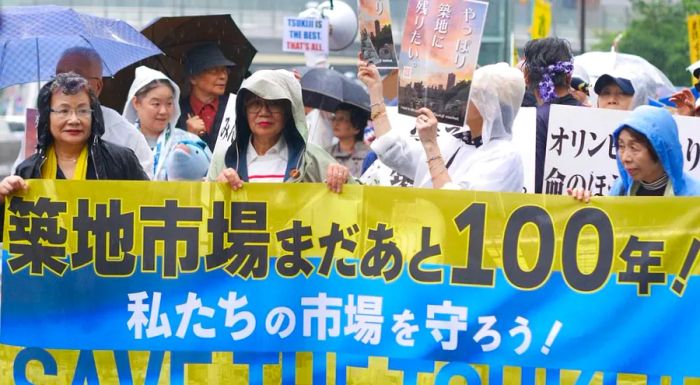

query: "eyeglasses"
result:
(244, 98), (286, 115)
(50, 108), (92, 119)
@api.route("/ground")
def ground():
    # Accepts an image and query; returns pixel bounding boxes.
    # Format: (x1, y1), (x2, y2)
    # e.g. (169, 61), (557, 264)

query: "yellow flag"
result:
(531, 0), (552, 40)
(687, 14), (700, 84)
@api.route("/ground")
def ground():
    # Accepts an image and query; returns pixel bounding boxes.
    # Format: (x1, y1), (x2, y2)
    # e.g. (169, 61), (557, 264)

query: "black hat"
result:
(594, 74), (635, 95)
(570, 77), (590, 95)
(185, 43), (236, 76)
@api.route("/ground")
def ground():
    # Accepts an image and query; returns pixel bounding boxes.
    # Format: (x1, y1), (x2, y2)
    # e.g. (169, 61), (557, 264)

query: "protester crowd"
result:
(2, 34), (700, 229)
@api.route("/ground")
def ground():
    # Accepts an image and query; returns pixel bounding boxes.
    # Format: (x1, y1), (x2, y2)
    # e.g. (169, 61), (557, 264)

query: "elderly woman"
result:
(123, 66), (211, 180)
(593, 74), (635, 111)
(0, 72), (148, 232)
(326, 103), (370, 178)
(358, 61), (525, 192)
(210, 69), (351, 192)
(570, 106), (700, 201)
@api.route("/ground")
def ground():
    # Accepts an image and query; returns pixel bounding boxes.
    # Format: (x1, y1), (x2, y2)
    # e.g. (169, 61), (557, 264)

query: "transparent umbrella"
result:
(573, 51), (675, 107)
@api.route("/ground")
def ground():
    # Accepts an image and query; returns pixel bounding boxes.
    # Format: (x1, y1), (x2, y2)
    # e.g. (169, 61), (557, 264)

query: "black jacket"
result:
(15, 138), (148, 181)
(1, 139), (148, 238)
(178, 93), (230, 151)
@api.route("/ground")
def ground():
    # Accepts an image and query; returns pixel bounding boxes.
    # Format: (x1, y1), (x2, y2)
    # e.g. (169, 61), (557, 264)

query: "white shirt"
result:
(246, 135), (288, 183)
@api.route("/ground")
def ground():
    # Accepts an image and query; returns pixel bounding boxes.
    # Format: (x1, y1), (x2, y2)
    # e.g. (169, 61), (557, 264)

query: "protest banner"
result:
(511, 107), (537, 193)
(207, 94), (237, 179)
(542, 105), (700, 195)
(531, 0), (552, 40)
(2, 181), (700, 384)
(398, 0), (488, 126)
(283, 18), (329, 54)
(358, 0), (398, 68)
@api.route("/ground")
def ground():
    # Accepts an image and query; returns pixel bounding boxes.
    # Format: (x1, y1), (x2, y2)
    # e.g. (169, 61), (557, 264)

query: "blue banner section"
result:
(2, 254), (699, 378)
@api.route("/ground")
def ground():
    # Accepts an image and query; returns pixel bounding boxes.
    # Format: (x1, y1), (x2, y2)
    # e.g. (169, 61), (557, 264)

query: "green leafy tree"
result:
(608, 0), (700, 86)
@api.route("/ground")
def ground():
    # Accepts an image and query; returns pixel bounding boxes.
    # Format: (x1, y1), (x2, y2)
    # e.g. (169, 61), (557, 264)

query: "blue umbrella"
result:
(0, 5), (162, 89)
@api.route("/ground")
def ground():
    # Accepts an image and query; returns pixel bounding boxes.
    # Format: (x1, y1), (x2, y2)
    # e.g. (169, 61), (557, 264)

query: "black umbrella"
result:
(300, 68), (370, 113)
(100, 14), (256, 111)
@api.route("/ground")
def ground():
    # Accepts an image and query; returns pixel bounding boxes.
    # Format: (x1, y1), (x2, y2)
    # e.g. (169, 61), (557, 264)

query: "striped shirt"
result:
(246, 136), (288, 183)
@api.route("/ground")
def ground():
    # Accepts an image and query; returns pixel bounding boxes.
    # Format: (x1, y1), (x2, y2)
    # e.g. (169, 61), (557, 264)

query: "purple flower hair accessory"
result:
(537, 61), (574, 103)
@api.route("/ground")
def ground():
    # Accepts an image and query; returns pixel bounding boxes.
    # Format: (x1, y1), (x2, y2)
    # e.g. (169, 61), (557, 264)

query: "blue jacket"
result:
(609, 106), (700, 196)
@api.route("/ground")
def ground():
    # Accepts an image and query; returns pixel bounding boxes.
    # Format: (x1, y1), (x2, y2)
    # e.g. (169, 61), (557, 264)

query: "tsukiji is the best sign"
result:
(283, 17), (329, 54)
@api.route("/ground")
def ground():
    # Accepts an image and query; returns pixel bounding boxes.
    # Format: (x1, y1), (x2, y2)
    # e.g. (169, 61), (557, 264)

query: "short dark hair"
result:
(336, 103), (369, 142)
(618, 126), (659, 163)
(36, 72), (104, 150)
(523, 37), (573, 90)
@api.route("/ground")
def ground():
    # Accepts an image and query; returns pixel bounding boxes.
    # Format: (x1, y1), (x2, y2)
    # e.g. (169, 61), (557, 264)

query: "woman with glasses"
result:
(209, 69), (352, 193)
(123, 66), (212, 180)
(0, 72), (148, 232)
(326, 104), (370, 178)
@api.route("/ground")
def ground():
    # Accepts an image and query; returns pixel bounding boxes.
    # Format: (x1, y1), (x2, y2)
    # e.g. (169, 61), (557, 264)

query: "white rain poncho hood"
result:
(469, 62), (525, 144)
(370, 63), (526, 192)
(122, 66), (209, 180)
(123, 66), (181, 130)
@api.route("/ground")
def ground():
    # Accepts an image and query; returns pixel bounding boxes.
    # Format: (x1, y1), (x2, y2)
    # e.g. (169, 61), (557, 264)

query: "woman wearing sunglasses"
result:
(123, 66), (212, 180)
(210, 69), (352, 193)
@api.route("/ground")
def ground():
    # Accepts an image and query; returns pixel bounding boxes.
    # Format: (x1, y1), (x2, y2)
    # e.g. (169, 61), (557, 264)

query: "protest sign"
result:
(511, 107), (537, 193)
(542, 105), (700, 195)
(2, 181), (700, 384)
(358, 0), (398, 68)
(207, 94), (237, 179)
(398, 0), (488, 126)
(282, 17), (329, 54)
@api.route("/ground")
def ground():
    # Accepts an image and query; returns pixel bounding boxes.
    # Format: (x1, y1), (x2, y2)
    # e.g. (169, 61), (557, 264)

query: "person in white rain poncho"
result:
(123, 66), (211, 180)
(358, 61), (525, 191)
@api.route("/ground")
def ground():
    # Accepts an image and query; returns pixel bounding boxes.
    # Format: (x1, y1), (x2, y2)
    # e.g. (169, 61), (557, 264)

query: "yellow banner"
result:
(3, 345), (700, 385)
(531, 0), (552, 40)
(2, 181), (700, 384)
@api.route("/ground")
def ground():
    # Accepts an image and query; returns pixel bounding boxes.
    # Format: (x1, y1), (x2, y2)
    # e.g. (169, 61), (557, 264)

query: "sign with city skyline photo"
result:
(358, 0), (398, 68)
(398, 0), (488, 126)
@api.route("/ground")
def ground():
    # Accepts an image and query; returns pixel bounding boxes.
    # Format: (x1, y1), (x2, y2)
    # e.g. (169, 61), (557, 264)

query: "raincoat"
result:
(1, 92), (148, 236)
(101, 106), (154, 179)
(609, 106), (700, 196)
(123, 66), (210, 180)
(371, 63), (525, 192)
(209, 70), (345, 184)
